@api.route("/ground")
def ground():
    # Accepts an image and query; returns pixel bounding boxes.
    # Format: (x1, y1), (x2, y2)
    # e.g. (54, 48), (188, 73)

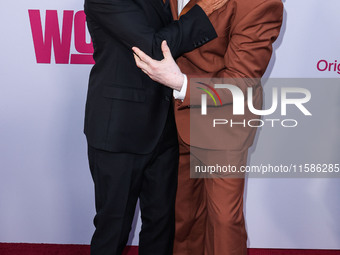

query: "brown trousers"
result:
(173, 138), (248, 255)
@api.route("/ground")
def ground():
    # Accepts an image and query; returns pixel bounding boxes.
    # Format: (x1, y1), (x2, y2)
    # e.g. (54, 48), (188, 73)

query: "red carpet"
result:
(0, 243), (339, 255)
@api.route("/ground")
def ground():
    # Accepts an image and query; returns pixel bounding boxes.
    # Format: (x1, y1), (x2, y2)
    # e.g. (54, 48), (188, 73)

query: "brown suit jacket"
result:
(170, 0), (284, 153)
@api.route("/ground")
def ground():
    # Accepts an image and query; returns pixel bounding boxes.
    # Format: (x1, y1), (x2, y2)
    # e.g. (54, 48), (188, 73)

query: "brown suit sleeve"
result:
(179, 0), (284, 108)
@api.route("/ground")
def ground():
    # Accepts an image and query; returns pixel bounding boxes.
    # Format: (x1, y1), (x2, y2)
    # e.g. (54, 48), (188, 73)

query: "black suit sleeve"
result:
(84, 0), (217, 60)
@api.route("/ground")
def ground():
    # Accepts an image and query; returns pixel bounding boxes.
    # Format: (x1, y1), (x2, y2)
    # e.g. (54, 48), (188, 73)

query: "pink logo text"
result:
(29, 10), (94, 64)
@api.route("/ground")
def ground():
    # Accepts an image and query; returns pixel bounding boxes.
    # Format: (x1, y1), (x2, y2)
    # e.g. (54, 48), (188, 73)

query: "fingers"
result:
(161, 40), (172, 59)
(133, 52), (149, 72)
(132, 46), (153, 65)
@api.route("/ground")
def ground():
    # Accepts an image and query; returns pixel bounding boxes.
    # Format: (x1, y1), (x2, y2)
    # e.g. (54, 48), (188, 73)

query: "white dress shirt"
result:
(178, 0), (190, 15)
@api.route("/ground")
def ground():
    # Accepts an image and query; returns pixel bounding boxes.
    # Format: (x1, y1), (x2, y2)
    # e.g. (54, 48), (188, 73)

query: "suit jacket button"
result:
(165, 95), (170, 101)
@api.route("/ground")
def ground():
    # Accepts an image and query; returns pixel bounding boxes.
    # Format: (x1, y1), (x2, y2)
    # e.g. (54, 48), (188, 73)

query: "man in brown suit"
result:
(133, 0), (283, 254)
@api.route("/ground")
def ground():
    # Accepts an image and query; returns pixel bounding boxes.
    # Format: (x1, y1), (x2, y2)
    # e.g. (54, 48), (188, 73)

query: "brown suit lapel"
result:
(169, 0), (198, 20)
(169, 0), (179, 19)
(179, 0), (198, 16)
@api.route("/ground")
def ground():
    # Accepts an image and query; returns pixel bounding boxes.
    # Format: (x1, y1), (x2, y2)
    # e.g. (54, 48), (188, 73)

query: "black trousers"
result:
(87, 107), (179, 255)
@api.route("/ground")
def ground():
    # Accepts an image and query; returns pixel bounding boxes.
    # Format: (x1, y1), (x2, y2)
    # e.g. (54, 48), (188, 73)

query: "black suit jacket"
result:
(84, 0), (217, 154)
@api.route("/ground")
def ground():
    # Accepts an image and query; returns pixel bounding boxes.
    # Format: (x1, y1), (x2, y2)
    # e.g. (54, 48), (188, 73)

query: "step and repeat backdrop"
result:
(0, 0), (339, 250)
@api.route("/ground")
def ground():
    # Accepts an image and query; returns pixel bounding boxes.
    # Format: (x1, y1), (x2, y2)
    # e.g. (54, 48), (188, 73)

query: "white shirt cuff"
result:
(173, 74), (187, 101)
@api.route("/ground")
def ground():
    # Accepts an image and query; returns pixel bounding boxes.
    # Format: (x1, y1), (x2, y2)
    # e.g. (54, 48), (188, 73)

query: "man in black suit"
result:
(83, 0), (226, 254)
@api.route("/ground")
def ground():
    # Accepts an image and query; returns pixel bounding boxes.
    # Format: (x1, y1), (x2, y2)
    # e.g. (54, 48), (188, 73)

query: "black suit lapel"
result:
(147, 0), (172, 24)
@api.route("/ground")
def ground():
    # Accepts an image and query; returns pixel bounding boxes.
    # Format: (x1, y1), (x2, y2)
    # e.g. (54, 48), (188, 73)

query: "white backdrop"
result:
(0, 0), (339, 249)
